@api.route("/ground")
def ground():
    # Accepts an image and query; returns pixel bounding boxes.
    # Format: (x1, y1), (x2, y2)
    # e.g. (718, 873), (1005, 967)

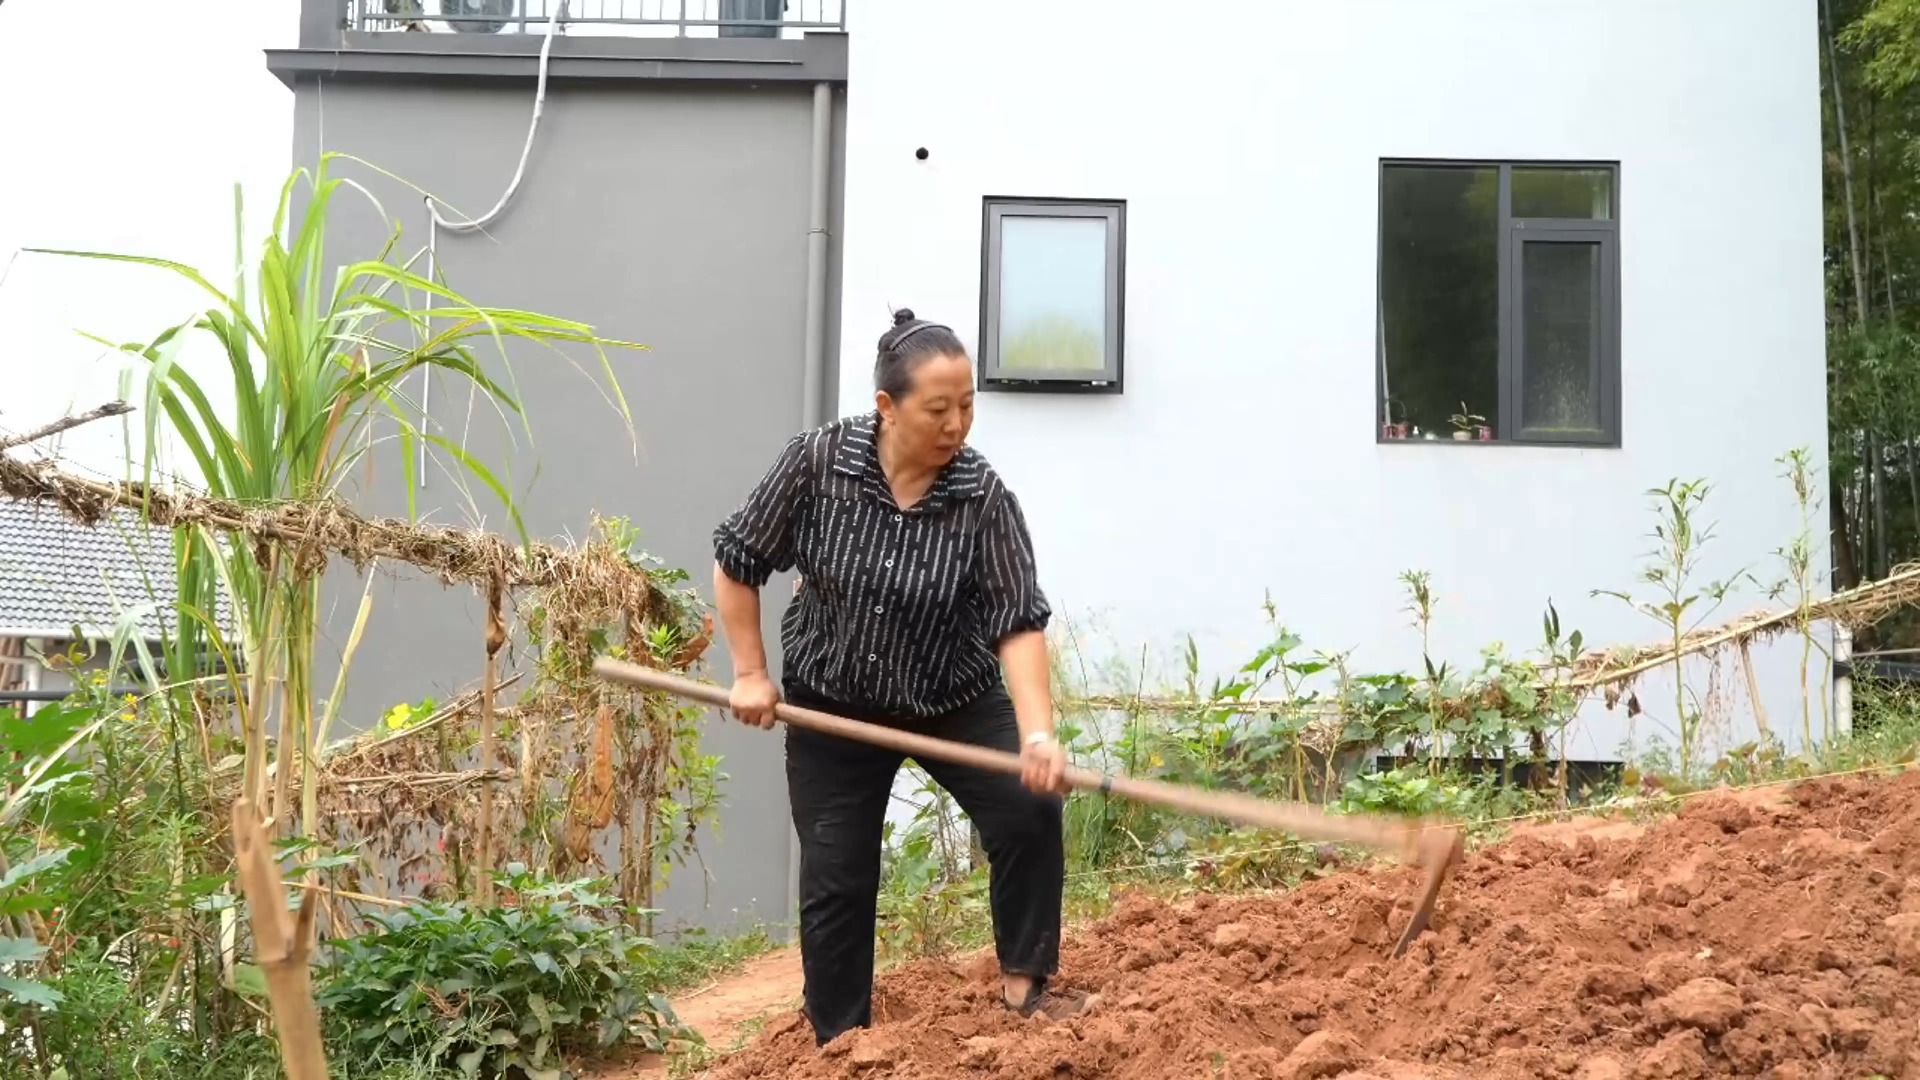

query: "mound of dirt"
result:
(705, 770), (1920, 1078)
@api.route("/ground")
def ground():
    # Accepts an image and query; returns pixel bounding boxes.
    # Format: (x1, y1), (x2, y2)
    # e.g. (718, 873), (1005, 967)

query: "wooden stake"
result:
(1738, 639), (1773, 743)
(231, 796), (328, 1080)
(475, 573), (507, 906)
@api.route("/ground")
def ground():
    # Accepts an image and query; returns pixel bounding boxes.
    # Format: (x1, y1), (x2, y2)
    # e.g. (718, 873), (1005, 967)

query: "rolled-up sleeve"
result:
(975, 487), (1052, 644)
(713, 434), (811, 588)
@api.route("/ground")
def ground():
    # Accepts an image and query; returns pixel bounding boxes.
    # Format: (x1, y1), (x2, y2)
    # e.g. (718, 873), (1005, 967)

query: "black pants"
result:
(783, 681), (1065, 1046)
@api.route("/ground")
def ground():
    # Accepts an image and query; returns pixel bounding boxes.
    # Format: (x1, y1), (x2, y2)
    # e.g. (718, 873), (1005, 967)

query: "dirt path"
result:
(588, 947), (805, 1078)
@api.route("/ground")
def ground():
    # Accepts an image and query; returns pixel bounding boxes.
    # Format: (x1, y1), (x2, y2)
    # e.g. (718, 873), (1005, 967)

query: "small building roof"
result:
(0, 499), (231, 644)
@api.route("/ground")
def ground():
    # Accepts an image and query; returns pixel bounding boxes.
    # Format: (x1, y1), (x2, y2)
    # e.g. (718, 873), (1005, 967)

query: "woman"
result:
(710, 309), (1096, 1046)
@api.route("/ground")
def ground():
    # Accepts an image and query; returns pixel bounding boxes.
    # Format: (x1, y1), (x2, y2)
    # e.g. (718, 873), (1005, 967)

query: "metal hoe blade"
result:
(1390, 826), (1465, 959)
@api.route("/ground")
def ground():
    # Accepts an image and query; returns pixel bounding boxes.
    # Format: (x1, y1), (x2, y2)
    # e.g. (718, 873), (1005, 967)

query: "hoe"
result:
(592, 658), (1464, 959)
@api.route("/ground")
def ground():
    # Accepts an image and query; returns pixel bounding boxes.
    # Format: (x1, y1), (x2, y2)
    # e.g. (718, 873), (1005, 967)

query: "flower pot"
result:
(1451, 430), (1471, 441)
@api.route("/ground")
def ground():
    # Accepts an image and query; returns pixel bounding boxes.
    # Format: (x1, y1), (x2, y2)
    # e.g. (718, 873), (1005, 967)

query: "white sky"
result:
(0, 0), (297, 480)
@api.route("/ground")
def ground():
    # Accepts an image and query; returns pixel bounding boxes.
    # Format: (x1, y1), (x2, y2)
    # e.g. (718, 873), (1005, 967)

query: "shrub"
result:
(318, 866), (686, 1079)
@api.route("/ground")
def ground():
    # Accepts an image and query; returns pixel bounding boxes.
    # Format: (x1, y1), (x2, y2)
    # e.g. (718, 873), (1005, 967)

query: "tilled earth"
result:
(705, 769), (1920, 1078)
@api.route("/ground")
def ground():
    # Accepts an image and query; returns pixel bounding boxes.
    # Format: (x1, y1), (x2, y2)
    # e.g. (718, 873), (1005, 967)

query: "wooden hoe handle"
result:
(592, 659), (1442, 865)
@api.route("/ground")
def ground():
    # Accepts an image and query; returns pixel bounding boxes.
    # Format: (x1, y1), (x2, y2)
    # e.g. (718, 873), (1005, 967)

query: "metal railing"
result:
(348, 0), (845, 39)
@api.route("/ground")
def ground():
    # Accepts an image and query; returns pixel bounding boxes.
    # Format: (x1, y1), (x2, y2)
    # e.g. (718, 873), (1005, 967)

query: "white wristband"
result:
(1024, 731), (1055, 747)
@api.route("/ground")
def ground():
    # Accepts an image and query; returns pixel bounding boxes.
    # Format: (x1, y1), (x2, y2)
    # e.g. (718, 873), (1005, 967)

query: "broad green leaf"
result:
(0, 936), (48, 966)
(0, 975), (64, 1009)
(0, 847), (76, 893)
(230, 962), (269, 999)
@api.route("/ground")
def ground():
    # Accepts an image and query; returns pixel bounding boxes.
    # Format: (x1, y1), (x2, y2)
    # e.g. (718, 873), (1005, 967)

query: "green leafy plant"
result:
(0, 627), (283, 1078)
(1533, 600), (1589, 800)
(1770, 447), (1835, 752)
(319, 866), (686, 1079)
(1595, 479), (1749, 777)
(1333, 764), (1467, 817)
(875, 773), (988, 962)
(382, 696), (441, 733)
(1399, 569), (1455, 770)
(1448, 402), (1486, 437)
(28, 150), (642, 844)
(0, 934), (59, 1011)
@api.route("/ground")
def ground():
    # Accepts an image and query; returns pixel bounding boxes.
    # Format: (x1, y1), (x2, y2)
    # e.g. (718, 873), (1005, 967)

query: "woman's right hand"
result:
(728, 670), (780, 730)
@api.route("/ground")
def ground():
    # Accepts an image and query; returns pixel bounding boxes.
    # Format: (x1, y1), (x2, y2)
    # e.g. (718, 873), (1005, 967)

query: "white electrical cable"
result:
(427, 0), (568, 234)
(419, 0), (569, 485)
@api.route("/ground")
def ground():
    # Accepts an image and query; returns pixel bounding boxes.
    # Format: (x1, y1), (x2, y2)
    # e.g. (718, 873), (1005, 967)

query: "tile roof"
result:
(0, 499), (231, 643)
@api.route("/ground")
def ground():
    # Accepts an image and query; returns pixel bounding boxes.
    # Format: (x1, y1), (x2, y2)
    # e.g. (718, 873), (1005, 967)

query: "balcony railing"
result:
(348, 0), (845, 39)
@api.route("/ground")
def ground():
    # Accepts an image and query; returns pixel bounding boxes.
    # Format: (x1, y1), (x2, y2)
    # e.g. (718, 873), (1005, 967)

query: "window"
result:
(979, 197), (1126, 393)
(1376, 162), (1619, 445)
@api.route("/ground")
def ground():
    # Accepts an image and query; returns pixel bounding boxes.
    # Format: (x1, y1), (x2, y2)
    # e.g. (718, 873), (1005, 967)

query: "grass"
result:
(651, 924), (783, 994)
(667, 1012), (771, 1079)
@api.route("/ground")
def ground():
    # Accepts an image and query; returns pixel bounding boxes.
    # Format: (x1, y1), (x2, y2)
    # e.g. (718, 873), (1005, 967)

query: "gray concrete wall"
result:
(289, 71), (844, 935)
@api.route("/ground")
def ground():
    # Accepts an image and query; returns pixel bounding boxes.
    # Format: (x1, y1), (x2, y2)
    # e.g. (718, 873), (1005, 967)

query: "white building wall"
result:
(836, 0), (1830, 761)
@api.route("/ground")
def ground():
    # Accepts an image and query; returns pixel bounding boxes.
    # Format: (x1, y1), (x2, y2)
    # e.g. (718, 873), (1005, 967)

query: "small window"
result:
(1377, 161), (1620, 445)
(979, 197), (1126, 393)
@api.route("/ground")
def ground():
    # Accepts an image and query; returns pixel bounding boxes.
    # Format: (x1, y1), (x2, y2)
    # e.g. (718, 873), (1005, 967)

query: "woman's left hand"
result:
(1019, 736), (1069, 795)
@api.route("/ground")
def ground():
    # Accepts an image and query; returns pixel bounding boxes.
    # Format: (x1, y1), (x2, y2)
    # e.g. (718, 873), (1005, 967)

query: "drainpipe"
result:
(23, 638), (41, 718)
(787, 79), (834, 937)
(800, 81), (833, 429)
(1834, 624), (1853, 741)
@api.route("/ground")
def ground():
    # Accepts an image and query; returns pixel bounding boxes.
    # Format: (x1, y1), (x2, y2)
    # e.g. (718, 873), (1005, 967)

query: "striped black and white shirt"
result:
(713, 411), (1051, 718)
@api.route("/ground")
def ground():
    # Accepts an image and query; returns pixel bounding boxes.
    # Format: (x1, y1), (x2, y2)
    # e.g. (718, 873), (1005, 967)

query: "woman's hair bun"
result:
(891, 307), (917, 328)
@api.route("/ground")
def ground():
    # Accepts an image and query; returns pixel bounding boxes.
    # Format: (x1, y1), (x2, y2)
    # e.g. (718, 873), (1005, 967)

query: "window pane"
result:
(1380, 166), (1499, 436)
(1519, 240), (1602, 432)
(1511, 167), (1613, 220)
(997, 215), (1108, 372)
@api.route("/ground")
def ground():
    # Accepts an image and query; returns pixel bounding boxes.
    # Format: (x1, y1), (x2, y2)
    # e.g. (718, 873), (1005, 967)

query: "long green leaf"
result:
(422, 432), (528, 544)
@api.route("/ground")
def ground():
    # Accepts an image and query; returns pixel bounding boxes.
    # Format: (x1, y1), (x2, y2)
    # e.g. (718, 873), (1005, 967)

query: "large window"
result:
(979, 197), (1126, 393)
(1377, 161), (1620, 445)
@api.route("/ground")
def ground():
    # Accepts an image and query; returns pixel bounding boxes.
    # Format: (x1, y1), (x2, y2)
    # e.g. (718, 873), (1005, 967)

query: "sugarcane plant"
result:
(27, 151), (642, 840)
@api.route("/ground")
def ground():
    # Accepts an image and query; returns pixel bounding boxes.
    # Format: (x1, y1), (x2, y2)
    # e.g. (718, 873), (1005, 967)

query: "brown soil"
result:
(699, 770), (1920, 1079)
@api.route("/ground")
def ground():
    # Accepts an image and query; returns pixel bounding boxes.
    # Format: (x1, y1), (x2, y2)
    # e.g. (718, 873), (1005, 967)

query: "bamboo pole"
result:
(475, 573), (507, 906)
(0, 400), (133, 452)
(231, 797), (328, 1080)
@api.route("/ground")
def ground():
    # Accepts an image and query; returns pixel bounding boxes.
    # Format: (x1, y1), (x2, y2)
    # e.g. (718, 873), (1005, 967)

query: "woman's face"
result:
(877, 352), (975, 470)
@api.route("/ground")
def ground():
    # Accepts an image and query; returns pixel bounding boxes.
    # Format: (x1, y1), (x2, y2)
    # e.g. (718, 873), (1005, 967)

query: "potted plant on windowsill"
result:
(1381, 398), (1411, 440)
(1449, 403), (1488, 442)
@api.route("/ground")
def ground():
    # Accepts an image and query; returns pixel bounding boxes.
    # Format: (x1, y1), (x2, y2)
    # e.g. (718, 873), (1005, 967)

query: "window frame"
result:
(978, 196), (1127, 394)
(1374, 159), (1622, 448)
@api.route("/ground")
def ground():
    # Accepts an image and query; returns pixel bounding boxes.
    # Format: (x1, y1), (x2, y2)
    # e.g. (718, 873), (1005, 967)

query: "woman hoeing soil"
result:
(710, 308), (1095, 1046)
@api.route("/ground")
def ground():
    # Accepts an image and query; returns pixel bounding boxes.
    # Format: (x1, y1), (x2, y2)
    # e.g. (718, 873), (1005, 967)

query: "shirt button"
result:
(874, 605), (884, 614)
(884, 559), (894, 568)
(893, 513), (903, 522)
(868, 653), (878, 662)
